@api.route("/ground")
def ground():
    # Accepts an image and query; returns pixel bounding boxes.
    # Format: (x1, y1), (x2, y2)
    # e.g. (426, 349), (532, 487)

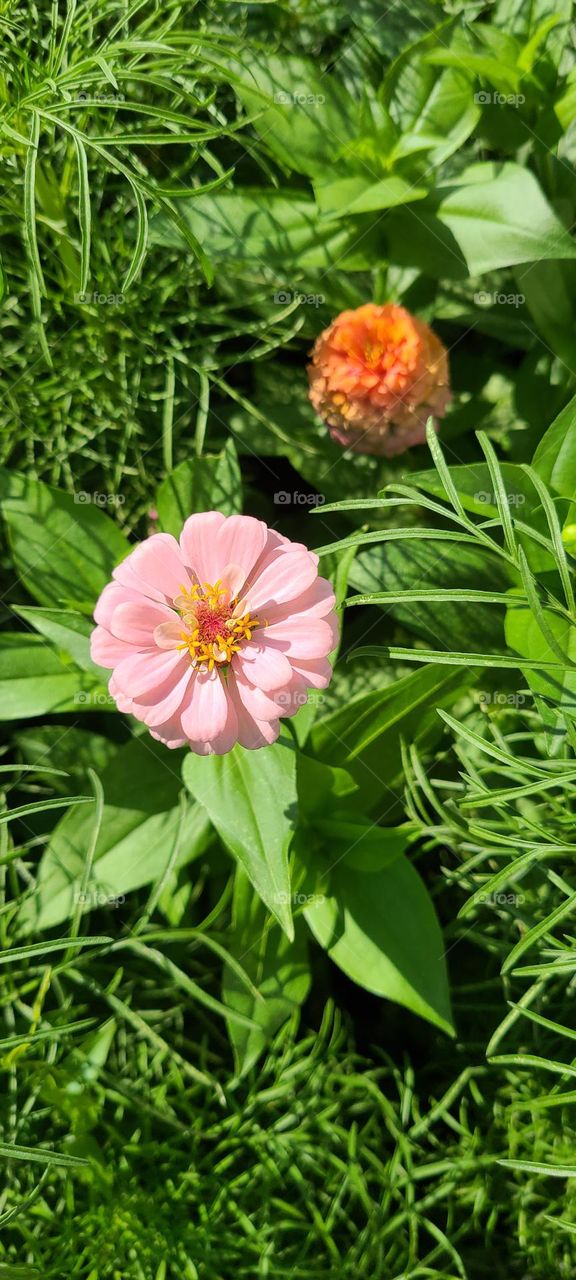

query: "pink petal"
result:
(109, 675), (134, 713)
(265, 577), (336, 625)
(234, 669), (285, 722)
(179, 512), (227, 584)
(260, 616), (335, 660)
(149, 715), (188, 749)
(113, 535), (188, 605)
(206, 695), (240, 755)
(94, 582), (142, 628)
(227, 680), (280, 750)
(234, 643), (293, 692)
(112, 556), (167, 604)
(110, 600), (175, 646)
(290, 656), (333, 688)
(180, 668), (231, 741)
(128, 534), (188, 602)
(113, 648), (186, 698)
(215, 516), (268, 592)
(244, 551), (318, 613)
(259, 528), (308, 562)
(90, 626), (135, 669)
(154, 619), (187, 650)
(136, 665), (193, 728)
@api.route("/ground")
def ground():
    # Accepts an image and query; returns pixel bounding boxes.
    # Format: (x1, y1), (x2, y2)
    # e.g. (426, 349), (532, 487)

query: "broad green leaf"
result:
(156, 439), (242, 537)
(303, 854), (453, 1036)
(532, 394), (576, 498)
(384, 29), (481, 166)
(315, 173), (427, 221)
(423, 48), (521, 93)
(554, 71), (576, 129)
(14, 605), (105, 676)
(387, 163), (576, 278)
(223, 870), (310, 1075)
(18, 738), (212, 934)
(311, 816), (412, 872)
(222, 52), (360, 177)
(149, 190), (369, 273)
(514, 260), (576, 370)
(183, 739), (297, 938)
(408, 460), (539, 517)
(494, 0), (572, 69)
(505, 599), (576, 755)
(0, 634), (103, 719)
(311, 664), (471, 807)
(296, 754), (360, 819)
(0, 467), (128, 608)
(349, 540), (510, 653)
(15, 727), (117, 792)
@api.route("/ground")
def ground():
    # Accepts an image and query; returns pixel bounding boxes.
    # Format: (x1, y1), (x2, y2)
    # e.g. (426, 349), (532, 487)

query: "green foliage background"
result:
(1, 0), (576, 1277)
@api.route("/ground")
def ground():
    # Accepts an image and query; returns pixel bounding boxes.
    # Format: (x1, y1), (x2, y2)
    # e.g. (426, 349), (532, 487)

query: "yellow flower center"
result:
(174, 580), (260, 672)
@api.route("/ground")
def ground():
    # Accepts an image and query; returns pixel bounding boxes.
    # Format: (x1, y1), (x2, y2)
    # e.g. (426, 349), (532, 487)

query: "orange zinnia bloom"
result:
(307, 302), (450, 456)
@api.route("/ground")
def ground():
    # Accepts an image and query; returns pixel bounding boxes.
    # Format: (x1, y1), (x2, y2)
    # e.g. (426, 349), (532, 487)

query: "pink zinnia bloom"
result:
(91, 513), (337, 754)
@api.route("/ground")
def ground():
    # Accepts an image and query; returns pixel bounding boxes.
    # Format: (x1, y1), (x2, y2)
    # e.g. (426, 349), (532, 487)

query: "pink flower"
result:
(91, 512), (337, 754)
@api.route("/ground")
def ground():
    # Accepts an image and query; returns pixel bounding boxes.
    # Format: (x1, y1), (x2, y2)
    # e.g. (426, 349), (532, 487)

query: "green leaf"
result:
(149, 189), (368, 274)
(303, 855), (453, 1036)
(223, 51), (360, 178)
(15, 726), (117, 792)
(13, 605), (105, 675)
(0, 467), (129, 608)
(0, 1142), (88, 1169)
(514, 259), (576, 369)
(505, 599), (576, 755)
(183, 739), (297, 938)
(495, 0), (572, 69)
(311, 664), (471, 807)
(311, 817), (412, 872)
(156, 439), (242, 537)
(296, 754), (360, 820)
(387, 163), (576, 278)
(18, 738), (212, 935)
(315, 173), (428, 221)
(0, 634), (102, 719)
(532, 393), (576, 498)
(349, 540), (509, 652)
(384, 28), (481, 166)
(223, 870), (310, 1075)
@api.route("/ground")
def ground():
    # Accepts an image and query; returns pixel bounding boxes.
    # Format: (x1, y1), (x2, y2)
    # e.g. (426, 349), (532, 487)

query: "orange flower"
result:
(307, 302), (450, 457)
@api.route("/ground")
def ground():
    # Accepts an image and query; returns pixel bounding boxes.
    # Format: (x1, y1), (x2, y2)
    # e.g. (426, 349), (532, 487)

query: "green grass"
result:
(1, 1), (576, 1276)
(2, 993), (575, 1279)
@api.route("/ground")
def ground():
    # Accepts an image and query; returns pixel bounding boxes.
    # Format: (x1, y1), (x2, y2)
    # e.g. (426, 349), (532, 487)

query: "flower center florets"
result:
(174, 579), (260, 672)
